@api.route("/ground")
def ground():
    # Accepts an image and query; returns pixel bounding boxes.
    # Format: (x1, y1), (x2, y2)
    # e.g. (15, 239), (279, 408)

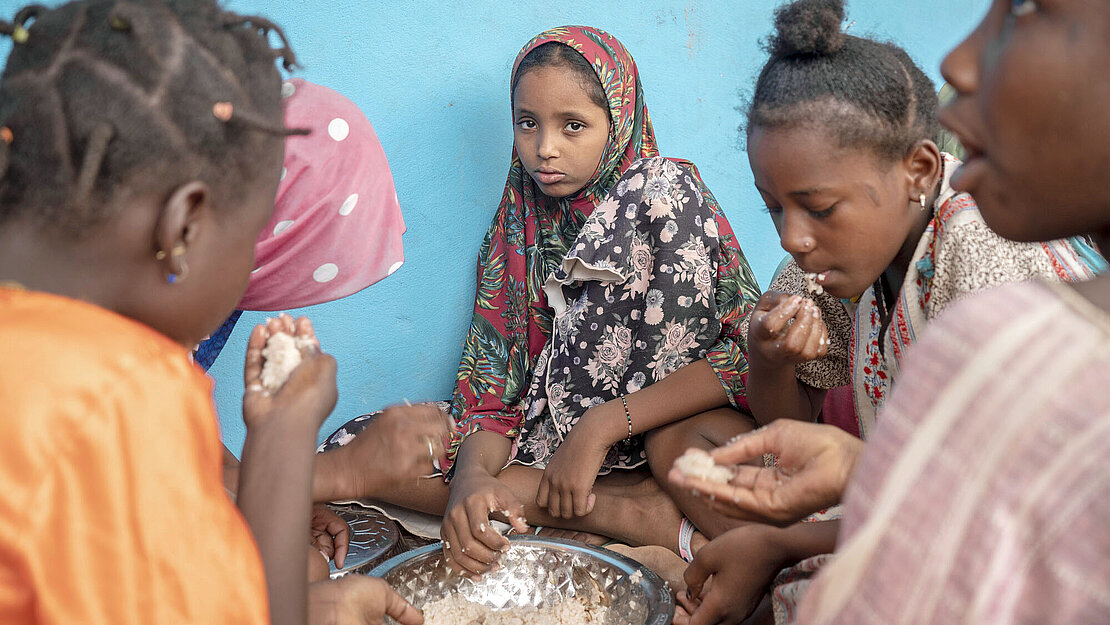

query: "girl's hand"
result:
(441, 470), (528, 577)
(310, 504), (351, 570)
(242, 314), (337, 433)
(676, 526), (783, 625)
(748, 292), (828, 367)
(308, 575), (423, 625)
(536, 412), (608, 519)
(668, 420), (863, 526)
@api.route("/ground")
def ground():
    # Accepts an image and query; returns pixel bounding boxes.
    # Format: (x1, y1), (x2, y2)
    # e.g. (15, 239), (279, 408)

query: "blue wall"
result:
(0, 0), (990, 454)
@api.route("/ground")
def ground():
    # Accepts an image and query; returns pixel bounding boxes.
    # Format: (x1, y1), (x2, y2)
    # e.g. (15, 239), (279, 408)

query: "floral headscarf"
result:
(507, 25), (660, 209)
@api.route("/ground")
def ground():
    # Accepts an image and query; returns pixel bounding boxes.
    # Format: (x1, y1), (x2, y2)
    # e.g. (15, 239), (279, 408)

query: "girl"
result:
(0, 2), (421, 624)
(317, 25), (760, 576)
(677, 0), (1105, 622)
(675, 0), (1110, 623)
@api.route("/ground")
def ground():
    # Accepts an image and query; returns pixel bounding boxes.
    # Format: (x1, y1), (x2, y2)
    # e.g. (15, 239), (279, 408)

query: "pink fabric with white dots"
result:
(238, 78), (405, 311)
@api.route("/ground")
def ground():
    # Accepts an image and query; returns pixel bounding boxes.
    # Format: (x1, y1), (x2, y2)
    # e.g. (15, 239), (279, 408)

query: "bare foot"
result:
(601, 475), (686, 551)
(536, 526), (611, 545)
(608, 544), (688, 597)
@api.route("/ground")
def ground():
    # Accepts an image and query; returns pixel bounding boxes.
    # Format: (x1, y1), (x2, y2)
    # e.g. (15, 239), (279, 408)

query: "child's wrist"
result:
(580, 400), (628, 449)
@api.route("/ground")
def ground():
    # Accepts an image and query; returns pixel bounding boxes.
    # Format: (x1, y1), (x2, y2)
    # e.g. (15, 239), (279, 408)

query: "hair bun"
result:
(768, 0), (845, 58)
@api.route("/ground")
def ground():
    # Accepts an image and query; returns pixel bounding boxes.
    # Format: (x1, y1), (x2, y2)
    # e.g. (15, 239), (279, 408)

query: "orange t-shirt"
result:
(0, 288), (268, 625)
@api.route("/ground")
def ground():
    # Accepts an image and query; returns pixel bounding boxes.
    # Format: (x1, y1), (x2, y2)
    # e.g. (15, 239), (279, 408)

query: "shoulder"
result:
(0, 290), (208, 461)
(925, 192), (1078, 314)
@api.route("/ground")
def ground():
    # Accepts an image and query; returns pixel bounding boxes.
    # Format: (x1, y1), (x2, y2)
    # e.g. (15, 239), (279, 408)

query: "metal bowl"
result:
(369, 536), (674, 625)
(326, 505), (403, 578)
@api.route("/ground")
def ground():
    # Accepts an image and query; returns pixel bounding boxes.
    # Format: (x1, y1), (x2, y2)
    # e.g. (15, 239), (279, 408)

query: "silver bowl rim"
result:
(368, 535), (675, 625)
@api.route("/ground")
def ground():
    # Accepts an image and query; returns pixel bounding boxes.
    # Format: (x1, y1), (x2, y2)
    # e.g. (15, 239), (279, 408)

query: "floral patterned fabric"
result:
(512, 157), (747, 471)
(447, 26), (759, 472)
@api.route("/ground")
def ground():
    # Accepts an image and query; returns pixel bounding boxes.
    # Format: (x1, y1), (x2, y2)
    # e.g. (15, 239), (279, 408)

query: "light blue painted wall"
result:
(0, 0), (990, 454)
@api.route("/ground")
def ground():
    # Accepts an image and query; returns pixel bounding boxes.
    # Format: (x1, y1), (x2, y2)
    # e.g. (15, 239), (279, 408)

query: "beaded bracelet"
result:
(619, 395), (633, 440)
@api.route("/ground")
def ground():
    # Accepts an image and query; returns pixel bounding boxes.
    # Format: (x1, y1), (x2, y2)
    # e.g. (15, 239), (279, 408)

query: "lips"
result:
(534, 167), (566, 185)
(797, 266), (832, 285)
(938, 108), (988, 193)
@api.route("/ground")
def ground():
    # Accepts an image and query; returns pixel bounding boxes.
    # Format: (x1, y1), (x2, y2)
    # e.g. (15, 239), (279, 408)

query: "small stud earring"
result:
(919, 193), (928, 212)
(163, 244), (189, 284)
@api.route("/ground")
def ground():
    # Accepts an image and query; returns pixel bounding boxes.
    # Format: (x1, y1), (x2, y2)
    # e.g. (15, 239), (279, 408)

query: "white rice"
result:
(673, 448), (732, 484)
(259, 332), (308, 392)
(422, 593), (609, 625)
(803, 272), (824, 296)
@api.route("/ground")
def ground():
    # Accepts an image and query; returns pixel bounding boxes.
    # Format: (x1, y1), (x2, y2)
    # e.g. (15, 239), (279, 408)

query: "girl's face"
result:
(748, 125), (925, 299)
(939, 0), (1110, 242)
(513, 65), (610, 199)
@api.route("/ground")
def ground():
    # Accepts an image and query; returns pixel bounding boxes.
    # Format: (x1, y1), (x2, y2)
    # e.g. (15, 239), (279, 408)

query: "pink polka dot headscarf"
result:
(238, 78), (405, 311)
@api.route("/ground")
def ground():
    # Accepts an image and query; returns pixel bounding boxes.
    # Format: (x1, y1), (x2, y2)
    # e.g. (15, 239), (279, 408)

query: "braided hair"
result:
(0, 0), (303, 235)
(747, 0), (937, 161)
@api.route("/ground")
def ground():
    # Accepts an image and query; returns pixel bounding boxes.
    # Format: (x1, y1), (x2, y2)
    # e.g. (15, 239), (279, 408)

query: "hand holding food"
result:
(242, 314), (337, 433)
(748, 291), (829, 367)
(669, 420), (863, 526)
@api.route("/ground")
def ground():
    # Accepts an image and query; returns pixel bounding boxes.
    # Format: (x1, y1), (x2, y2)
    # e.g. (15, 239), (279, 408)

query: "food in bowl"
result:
(423, 587), (609, 625)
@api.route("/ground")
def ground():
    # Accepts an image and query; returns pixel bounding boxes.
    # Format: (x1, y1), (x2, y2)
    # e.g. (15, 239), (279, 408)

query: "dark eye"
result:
(566, 121), (584, 132)
(517, 119), (536, 130)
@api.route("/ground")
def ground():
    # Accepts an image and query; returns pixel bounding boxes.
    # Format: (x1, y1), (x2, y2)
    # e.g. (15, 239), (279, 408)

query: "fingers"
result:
(709, 423), (785, 465)
(243, 324), (268, 389)
(780, 300), (816, 353)
(467, 496), (510, 554)
(754, 290), (791, 312)
(327, 520), (350, 570)
(368, 578), (424, 625)
(440, 520), (492, 577)
(294, 316), (321, 354)
(800, 307), (829, 359)
(688, 589), (740, 625)
(682, 548), (714, 604)
(757, 295), (803, 338)
(536, 476), (550, 511)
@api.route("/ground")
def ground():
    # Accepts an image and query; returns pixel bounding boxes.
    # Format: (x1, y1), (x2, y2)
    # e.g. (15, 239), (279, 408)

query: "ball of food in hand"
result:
(259, 331), (309, 392)
(674, 448), (732, 484)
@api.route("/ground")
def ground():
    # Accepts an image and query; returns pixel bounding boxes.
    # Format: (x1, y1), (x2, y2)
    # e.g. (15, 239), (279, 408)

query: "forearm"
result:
(311, 444), (384, 503)
(762, 520), (840, 568)
(747, 355), (823, 426)
(454, 430), (513, 479)
(237, 419), (319, 625)
(585, 359), (730, 446)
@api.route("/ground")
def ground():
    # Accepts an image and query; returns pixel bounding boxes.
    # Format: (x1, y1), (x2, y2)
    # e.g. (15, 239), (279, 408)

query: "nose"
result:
(940, 19), (980, 97)
(779, 210), (816, 256)
(537, 128), (559, 160)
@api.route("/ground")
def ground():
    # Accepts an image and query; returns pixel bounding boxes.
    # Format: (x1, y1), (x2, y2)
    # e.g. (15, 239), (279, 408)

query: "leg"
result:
(645, 407), (758, 540)
(493, 465), (698, 552)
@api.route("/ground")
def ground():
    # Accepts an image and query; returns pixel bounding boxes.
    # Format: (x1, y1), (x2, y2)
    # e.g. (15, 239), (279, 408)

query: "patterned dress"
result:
(447, 26), (759, 473)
